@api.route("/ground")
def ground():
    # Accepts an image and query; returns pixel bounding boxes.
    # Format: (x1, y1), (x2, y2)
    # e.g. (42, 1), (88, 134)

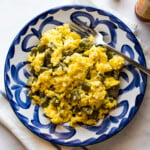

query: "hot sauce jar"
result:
(135, 0), (150, 22)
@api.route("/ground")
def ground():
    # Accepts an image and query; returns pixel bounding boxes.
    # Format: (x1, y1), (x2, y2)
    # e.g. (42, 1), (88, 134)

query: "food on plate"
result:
(27, 24), (125, 126)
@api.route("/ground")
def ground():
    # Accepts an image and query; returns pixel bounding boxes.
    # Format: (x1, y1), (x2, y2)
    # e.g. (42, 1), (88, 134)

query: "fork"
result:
(70, 21), (150, 76)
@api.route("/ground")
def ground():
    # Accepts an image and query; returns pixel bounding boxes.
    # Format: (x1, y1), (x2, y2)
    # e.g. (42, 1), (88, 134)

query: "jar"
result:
(135, 0), (150, 22)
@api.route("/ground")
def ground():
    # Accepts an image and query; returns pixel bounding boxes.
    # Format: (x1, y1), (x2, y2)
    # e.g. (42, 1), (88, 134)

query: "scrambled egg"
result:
(27, 24), (125, 126)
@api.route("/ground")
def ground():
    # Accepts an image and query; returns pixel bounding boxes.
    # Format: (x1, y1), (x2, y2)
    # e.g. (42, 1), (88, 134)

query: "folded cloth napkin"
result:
(0, 0), (138, 150)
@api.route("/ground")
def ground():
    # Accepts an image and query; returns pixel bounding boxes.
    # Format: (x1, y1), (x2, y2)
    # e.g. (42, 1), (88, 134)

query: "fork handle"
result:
(98, 44), (150, 76)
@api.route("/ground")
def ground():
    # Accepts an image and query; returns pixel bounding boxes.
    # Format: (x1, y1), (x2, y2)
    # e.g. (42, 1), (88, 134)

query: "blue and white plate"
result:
(4, 5), (147, 146)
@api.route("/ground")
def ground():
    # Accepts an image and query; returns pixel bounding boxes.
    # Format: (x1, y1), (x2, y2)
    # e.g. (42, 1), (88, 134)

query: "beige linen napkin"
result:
(0, 0), (137, 150)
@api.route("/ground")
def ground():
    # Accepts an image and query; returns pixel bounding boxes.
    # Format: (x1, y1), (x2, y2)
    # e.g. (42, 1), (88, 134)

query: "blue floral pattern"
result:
(4, 5), (147, 146)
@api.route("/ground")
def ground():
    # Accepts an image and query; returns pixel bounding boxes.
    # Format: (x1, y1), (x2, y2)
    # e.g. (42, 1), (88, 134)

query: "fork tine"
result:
(70, 22), (91, 35)
(70, 23), (89, 37)
(73, 20), (97, 36)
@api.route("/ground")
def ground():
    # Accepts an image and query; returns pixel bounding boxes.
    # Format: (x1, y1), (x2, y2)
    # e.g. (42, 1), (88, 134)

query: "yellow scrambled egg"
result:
(27, 24), (125, 126)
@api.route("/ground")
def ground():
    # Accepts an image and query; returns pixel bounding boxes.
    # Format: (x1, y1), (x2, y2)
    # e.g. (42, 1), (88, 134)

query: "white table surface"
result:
(0, 0), (150, 150)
